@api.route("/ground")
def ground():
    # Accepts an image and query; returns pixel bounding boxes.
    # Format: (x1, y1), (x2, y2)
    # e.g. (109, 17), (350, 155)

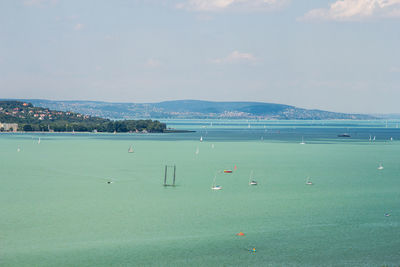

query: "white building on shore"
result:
(0, 123), (18, 132)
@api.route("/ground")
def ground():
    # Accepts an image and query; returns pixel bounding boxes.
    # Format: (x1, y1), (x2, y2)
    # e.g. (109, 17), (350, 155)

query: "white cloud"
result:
(74, 23), (84, 30)
(145, 58), (162, 68)
(390, 66), (400, 72)
(212, 51), (256, 64)
(301, 0), (400, 21)
(176, 0), (289, 12)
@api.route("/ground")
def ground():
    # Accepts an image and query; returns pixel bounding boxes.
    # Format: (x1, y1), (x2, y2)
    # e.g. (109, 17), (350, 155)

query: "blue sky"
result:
(0, 0), (399, 113)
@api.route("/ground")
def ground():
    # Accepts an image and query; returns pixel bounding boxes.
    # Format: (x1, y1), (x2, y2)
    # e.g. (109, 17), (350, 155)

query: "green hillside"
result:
(0, 101), (166, 132)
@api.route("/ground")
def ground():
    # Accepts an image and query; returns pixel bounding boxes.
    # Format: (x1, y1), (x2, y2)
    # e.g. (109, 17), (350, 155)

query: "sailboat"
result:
(38, 137), (41, 144)
(306, 176), (313, 185)
(249, 170), (257, 185)
(369, 135), (372, 141)
(211, 174), (222, 190)
(128, 145), (134, 153)
(373, 136), (376, 141)
(195, 147), (199, 155)
(378, 163), (384, 170)
(17, 146), (21, 152)
(200, 136), (203, 142)
(300, 136), (305, 145)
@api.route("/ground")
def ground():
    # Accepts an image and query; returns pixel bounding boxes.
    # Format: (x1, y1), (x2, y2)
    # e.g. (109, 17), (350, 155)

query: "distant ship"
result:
(338, 133), (351, 137)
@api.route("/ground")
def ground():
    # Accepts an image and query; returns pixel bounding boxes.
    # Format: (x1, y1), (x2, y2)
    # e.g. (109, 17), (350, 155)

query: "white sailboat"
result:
(211, 174), (222, 190)
(306, 176), (313, 185)
(195, 147), (199, 155)
(373, 136), (376, 141)
(300, 136), (305, 145)
(369, 135), (372, 141)
(200, 136), (203, 142)
(249, 170), (257, 186)
(378, 163), (384, 170)
(17, 146), (21, 152)
(128, 145), (134, 153)
(38, 137), (41, 144)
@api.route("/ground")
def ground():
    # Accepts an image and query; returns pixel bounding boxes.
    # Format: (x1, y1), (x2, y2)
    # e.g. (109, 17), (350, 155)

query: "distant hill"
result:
(11, 99), (375, 120)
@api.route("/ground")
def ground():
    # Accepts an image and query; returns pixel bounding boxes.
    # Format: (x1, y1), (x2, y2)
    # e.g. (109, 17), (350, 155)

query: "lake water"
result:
(1, 120), (400, 266)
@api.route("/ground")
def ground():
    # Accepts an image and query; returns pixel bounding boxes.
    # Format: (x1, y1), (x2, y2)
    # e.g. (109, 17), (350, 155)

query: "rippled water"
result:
(1, 120), (400, 266)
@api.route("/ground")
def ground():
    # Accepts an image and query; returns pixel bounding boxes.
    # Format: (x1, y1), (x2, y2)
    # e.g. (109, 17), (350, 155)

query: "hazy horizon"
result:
(1, 0), (400, 114)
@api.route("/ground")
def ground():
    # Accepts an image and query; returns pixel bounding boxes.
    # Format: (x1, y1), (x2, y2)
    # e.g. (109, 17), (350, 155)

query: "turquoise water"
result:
(1, 121), (400, 266)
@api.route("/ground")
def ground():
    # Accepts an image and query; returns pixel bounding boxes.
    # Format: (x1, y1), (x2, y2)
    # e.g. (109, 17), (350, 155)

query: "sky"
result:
(0, 0), (400, 114)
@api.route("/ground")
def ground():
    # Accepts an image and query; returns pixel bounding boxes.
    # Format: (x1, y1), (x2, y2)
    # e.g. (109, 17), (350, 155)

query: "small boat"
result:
(384, 213), (391, 217)
(211, 144), (215, 149)
(211, 185), (222, 190)
(249, 170), (257, 185)
(128, 145), (134, 153)
(17, 146), (21, 152)
(223, 170), (232, 173)
(306, 177), (313, 185)
(195, 147), (199, 155)
(200, 136), (203, 142)
(390, 137), (393, 141)
(378, 163), (384, 170)
(300, 136), (305, 145)
(38, 137), (41, 144)
(373, 136), (376, 141)
(338, 133), (351, 137)
(211, 174), (222, 190)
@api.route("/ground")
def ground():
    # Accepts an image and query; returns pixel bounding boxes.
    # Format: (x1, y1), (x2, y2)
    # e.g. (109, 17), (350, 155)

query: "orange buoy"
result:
(236, 232), (245, 236)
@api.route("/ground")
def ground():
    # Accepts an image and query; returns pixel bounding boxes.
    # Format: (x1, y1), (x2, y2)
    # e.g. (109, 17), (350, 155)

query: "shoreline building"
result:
(0, 123), (18, 132)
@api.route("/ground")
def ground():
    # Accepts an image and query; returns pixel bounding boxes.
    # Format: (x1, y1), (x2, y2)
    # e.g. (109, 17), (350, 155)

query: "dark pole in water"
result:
(173, 165), (176, 186)
(164, 165), (167, 186)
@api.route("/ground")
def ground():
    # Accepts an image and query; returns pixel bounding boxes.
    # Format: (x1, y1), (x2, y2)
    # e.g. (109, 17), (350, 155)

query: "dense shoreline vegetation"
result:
(0, 101), (166, 133)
